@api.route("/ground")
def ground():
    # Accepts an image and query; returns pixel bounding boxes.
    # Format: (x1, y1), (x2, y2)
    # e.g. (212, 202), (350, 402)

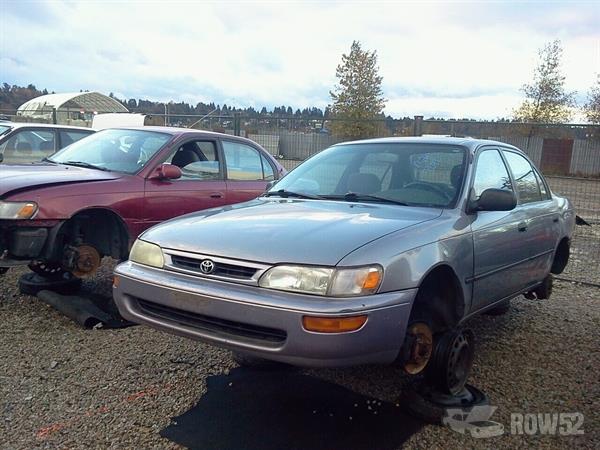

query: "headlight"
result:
(129, 239), (164, 268)
(0, 201), (38, 220)
(259, 265), (382, 297)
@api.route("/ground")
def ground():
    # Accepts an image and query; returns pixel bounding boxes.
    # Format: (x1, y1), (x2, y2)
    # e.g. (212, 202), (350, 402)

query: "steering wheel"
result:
(403, 181), (452, 201)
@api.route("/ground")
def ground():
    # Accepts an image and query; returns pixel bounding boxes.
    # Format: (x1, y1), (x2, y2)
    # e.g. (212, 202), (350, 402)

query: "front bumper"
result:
(113, 261), (417, 367)
(0, 220), (62, 267)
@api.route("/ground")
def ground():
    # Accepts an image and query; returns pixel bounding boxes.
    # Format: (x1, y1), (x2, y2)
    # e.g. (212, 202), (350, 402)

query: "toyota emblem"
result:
(200, 259), (215, 274)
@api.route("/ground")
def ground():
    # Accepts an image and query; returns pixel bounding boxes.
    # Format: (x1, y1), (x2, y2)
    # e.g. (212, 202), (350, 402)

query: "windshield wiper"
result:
(264, 189), (325, 200)
(324, 192), (409, 206)
(60, 161), (109, 171)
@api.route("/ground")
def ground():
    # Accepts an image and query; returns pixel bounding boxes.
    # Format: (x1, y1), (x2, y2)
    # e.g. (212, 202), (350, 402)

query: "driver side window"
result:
(165, 140), (222, 181)
(473, 149), (513, 199)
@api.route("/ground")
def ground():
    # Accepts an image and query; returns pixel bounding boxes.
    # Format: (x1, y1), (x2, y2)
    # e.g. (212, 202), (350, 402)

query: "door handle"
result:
(518, 221), (528, 232)
(210, 192), (223, 199)
(552, 217), (559, 223)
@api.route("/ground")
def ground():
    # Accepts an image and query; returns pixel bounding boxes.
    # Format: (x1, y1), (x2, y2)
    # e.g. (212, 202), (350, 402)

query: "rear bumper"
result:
(113, 261), (417, 367)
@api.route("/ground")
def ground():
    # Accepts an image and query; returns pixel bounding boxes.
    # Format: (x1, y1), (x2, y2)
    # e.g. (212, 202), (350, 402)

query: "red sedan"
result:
(0, 127), (286, 283)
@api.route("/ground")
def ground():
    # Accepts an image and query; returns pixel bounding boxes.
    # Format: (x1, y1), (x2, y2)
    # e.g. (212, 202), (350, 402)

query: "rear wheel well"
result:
(52, 208), (129, 261)
(410, 265), (464, 333)
(551, 237), (570, 274)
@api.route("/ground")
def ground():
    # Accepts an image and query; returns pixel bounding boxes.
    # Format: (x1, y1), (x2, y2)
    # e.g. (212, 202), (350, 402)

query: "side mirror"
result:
(469, 188), (517, 212)
(265, 180), (278, 191)
(151, 163), (182, 180)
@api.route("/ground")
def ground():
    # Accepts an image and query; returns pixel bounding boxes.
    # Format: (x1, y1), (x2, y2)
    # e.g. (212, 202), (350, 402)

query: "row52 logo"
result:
(443, 405), (585, 438)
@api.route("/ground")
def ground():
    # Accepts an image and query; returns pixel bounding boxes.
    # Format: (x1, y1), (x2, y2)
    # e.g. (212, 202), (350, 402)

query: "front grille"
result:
(170, 255), (257, 279)
(136, 298), (286, 346)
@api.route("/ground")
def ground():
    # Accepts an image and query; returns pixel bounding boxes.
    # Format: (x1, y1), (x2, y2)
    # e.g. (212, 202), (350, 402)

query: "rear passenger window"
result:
(223, 141), (265, 181)
(472, 150), (513, 199)
(59, 131), (92, 148)
(533, 170), (550, 200)
(502, 151), (542, 204)
(260, 153), (275, 181)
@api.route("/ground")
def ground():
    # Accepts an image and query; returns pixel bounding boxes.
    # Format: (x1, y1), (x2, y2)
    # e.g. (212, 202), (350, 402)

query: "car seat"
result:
(172, 143), (201, 168)
(16, 142), (33, 155)
(347, 173), (381, 194)
(39, 140), (55, 153)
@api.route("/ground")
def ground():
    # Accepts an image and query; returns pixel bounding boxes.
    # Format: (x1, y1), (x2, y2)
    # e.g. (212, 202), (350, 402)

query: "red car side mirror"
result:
(151, 163), (182, 180)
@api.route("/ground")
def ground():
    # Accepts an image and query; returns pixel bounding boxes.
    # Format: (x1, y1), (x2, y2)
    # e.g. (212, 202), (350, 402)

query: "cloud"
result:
(1, 0), (598, 120)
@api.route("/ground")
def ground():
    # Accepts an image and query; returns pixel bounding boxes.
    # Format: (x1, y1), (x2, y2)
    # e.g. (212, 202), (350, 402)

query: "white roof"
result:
(17, 92), (128, 114)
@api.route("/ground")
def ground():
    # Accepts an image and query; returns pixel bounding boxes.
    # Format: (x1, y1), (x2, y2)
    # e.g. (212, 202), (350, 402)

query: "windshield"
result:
(48, 129), (171, 174)
(0, 125), (10, 136)
(271, 143), (467, 208)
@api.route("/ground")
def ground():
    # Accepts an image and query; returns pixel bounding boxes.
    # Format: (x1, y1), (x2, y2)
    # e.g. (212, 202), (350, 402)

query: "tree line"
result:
(0, 83), (330, 119)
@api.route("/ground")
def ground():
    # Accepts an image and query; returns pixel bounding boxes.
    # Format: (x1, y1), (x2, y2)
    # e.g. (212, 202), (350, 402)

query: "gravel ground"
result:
(0, 263), (598, 449)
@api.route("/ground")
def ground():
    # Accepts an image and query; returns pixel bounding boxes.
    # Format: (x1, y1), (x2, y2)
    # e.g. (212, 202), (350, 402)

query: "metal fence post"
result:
(234, 113), (241, 136)
(413, 115), (423, 136)
(52, 108), (57, 124)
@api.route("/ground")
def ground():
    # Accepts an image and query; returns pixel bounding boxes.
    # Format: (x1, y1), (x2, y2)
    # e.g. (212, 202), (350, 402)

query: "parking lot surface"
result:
(1, 263), (598, 449)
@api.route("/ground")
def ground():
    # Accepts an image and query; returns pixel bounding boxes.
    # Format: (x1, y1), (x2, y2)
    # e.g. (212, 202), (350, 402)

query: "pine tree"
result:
(514, 40), (576, 123)
(329, 41), (386, 139)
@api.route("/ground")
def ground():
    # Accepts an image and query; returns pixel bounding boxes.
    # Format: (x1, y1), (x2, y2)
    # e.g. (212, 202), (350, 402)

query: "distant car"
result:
(0, 122), (94, 164)
(0, 127), (286, 285)
(113, 137), (574, 394)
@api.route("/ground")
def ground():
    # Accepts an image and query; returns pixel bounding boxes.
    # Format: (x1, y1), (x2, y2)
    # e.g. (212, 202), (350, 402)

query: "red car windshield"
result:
(49, 129), (171, 174)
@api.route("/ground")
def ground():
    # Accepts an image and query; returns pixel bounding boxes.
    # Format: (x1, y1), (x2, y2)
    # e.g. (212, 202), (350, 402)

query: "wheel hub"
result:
(403, 322), (433, 374)
(28, 261), (65, 278)
(71, 244), (101, 277)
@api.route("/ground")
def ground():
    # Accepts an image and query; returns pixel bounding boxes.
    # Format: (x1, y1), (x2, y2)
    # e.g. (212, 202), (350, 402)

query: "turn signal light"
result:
(16, 203), (37, 219)
(362, 270), (381, 289)
(302, 315), (368, 333)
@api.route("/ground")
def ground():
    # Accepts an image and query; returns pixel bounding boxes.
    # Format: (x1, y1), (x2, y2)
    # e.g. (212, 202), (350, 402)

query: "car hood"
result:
(142, 198), (443, 265)
(0, 163), (121, 198)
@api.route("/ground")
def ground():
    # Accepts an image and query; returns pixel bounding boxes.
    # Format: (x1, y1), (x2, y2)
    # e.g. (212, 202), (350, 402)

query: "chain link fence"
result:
(2, 110), (598, 284)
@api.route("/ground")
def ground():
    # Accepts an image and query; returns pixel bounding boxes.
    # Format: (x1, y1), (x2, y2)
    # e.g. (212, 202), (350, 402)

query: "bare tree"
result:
(514, 40), (576, 123)
(329, 41), (387, 139)
(583, 74), (600, 124)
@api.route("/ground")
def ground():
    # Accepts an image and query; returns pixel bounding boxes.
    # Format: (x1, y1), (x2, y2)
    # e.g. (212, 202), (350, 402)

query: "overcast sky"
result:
(1, 0), (599, 120)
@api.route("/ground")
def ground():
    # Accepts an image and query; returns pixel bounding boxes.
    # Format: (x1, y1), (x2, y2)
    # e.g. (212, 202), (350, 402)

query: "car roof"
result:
(110, 126), (266, 145)
(336, 136), (521, 153)
(0, 122), (93, 131)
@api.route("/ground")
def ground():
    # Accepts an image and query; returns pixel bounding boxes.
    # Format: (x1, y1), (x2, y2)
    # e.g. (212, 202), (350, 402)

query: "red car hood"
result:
(0, 163), (121, 198)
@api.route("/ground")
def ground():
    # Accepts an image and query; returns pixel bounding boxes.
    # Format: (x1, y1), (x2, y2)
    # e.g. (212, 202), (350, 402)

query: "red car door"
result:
(143, 139), (228, 227)
(221, 139), (276, 204)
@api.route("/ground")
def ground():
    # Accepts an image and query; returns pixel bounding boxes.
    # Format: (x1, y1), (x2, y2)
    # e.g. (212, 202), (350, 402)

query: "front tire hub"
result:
(71, 244), (101, 277)
(28, 261), (66, 279)
(427, 328), (475, 396)
(402, 322), (434, 374)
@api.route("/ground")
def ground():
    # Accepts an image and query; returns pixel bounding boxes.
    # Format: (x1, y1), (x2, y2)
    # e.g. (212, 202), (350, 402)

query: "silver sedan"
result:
(113, 137), (574, 387)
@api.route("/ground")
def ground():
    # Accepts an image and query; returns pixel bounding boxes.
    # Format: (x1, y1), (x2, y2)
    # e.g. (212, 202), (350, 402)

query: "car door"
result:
(469, 147), (524, 311)
(0, 128), (56, 164)
(221, 140), (276, 204)
(143, 138), (228, 227)
(501, 150), (559, 283)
